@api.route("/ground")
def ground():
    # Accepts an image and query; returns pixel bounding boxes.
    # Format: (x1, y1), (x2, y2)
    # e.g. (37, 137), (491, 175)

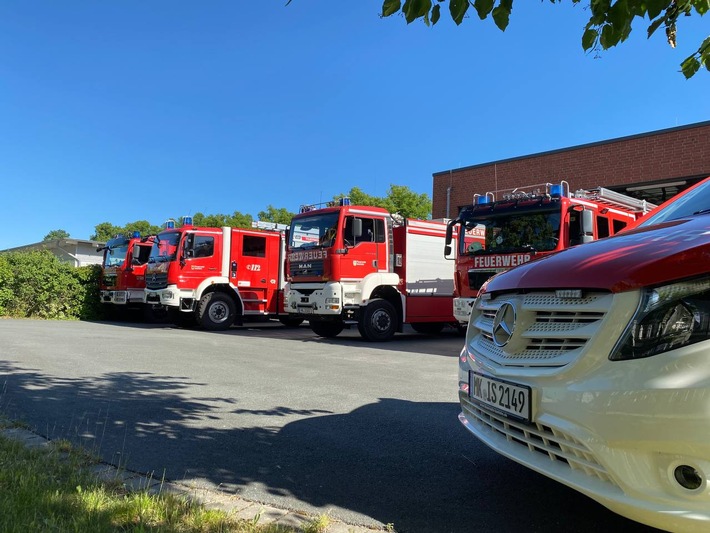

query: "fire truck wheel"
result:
(197, 292), (236, 330)
(278, 316), (304, 328)
(310, 320), (344, 338)
(358, 299), (397, 342)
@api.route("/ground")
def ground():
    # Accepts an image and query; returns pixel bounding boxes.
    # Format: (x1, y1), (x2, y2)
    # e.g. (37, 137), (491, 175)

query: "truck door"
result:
(182, 231), (221, 291)
(343, 216), (387, 277)
(234, 232), (276, 316)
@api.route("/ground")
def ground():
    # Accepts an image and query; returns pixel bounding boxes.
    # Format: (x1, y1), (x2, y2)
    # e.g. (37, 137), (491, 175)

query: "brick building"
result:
(432, 121), (710, 219)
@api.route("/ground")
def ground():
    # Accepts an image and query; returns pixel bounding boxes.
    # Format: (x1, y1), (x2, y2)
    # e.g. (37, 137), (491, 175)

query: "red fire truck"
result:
(144, 218), (299, 330)
(445, 181), (656, 325)
(283, 199), (458, 341)
(98, 233), (154, 317)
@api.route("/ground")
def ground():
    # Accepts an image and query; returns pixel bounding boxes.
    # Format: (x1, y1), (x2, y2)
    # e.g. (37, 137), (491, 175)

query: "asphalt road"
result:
(0, 318), (661, 533)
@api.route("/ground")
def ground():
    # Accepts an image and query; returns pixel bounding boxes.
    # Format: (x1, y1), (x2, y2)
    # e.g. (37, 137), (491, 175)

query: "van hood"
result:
(485, 215), (710, 294)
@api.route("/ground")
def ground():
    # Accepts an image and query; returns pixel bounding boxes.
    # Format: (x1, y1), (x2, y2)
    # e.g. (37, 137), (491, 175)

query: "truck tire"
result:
(358, 299), (397, 342)
(410, 322), (445, 335)
(197, 292), (236, 331)
(310, 320), (344, 338)
(279, 316), (304, 328)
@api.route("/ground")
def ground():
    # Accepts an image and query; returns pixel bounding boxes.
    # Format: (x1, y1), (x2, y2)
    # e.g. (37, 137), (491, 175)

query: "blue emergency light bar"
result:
(165, 220), (176, 229)
(550, 184), (565, 197)
(339, 197), (351, 206)
(132, 231), (140, 238)
(182, 216), (193, 226)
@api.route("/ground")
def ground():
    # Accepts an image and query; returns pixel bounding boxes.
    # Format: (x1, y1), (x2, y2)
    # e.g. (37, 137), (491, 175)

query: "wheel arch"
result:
(369, 285), (404, 332)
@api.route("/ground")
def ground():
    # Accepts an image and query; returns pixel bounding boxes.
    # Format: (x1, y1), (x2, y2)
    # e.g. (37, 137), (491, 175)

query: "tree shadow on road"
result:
(0, 361), (661, 533)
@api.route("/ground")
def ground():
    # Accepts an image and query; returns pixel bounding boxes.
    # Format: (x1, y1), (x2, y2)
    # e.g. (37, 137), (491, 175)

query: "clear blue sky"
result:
(1, 1), (708, 249)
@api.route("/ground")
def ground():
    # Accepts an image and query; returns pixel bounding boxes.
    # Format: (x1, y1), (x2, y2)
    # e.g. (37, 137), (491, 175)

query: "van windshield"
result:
(637, 179), (710, 227)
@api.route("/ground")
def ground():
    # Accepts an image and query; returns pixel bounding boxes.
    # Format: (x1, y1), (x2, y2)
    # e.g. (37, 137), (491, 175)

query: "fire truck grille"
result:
(290, 259), (324, 278)
(146, 273), (168, 290)
(469, 291), (612, 368)
(460, 393), (616, 486)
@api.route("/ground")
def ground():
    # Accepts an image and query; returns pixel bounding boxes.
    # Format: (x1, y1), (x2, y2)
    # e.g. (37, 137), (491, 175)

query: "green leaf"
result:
(403, 0), (432, 23)
(599, 23), (621, 48)
(590, 0), (612, 17)
(582, 28), (598, 50)
(694, 0), (710, 15)
(647, 17), (665, 38)
(473, 0), (495, 20)
(431, 3), (441, 24)
(681, 55), (700, 78)
(492, 0), (513, 31)
(382, 0), (402, 17)
(449, 0), (470, 24)
(647, 0), (671, 19)
(607, 0), (630, 31)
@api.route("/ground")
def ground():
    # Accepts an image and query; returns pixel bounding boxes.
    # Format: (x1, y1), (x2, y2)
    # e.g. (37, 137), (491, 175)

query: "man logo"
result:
(492, 302), (516, 347)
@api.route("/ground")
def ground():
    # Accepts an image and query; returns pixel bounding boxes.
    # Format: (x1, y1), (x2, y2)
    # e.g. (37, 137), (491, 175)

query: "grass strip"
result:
(0, 429), (330, 533)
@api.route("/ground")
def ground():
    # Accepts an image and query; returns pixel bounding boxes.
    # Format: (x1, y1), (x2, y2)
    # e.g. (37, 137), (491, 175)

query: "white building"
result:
(1, 238), (106, 267)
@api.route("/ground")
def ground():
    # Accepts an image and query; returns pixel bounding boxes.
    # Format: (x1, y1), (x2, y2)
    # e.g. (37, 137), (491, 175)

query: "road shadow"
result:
(0, 361), (660, 533)
(91, 317), (466, 358)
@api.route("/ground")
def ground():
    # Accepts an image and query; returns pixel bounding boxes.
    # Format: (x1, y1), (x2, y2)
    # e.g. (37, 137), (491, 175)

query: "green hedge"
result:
(0, 250), (103, 320)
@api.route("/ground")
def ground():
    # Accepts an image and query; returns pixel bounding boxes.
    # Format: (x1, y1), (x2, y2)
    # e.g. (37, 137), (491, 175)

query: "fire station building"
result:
(432, 120), (710, 219)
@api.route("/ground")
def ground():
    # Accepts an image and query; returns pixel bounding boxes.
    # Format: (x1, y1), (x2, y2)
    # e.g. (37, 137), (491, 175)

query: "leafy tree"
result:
(0, 250), (102, 320)
(333, 184), (432, 219)
(380, 0), (709, 78)
(258, 205), (295, 225)
(190, 211), (254, 228)
(92, 221), (162, 241)
(0, 254), (13, 315)
(123, 220), (163, 238)
(91, 222), (123, 241)
(43, 229), (70, 241)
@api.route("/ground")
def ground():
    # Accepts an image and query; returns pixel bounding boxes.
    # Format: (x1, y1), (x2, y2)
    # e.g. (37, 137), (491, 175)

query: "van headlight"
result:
(610, 277), (710, 361)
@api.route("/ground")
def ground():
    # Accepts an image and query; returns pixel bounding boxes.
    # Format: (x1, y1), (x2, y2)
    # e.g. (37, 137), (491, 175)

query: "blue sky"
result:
(1, 1), (708, 249)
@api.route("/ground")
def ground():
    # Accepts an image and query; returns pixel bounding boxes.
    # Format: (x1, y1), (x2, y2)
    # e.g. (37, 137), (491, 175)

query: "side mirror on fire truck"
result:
(580, 209), (594, 244)
(352, 218), (363, 238)
(444, 220), (455, 259)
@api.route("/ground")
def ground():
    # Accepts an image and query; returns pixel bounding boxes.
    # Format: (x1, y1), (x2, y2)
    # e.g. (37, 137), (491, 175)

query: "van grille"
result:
(470, 292), (612, 368)
(460, 393), (616, 486)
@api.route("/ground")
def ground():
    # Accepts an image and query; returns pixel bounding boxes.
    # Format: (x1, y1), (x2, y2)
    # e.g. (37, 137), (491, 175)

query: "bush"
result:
(0, 251), (103, 320)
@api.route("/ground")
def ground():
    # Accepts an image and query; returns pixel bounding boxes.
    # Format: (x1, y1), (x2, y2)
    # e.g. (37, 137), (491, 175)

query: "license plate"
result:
(469, 372), (531, 423)
(297, 307), (314, 315)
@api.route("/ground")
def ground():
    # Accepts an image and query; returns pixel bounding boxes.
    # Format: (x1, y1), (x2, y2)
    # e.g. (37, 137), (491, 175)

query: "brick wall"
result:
(432, 121), (710, 218)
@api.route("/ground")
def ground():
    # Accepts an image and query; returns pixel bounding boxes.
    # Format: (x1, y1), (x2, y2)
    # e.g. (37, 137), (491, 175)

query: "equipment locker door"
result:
(234, 232), (277, 316)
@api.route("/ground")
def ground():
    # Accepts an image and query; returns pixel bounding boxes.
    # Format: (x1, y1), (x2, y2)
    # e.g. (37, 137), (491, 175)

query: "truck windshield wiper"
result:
(692, 208), (710, 215)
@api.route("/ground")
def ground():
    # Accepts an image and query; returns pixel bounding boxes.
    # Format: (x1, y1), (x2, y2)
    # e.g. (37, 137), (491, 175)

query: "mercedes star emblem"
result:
(492, 302), (516, 347)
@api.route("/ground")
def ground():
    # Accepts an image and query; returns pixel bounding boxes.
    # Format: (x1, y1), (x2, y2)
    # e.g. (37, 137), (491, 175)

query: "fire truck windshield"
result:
(149, 232), (181, 262)
(460, 209), (561, 255)
(103, 245), (129, 268)
(289, 213), (339, 249)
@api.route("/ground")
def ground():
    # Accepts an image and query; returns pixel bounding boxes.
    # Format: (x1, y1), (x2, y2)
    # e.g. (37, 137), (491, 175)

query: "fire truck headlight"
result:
(164, 291), (174, 300)
(325, 298), (340, 304)
(610, 277), (710, 361)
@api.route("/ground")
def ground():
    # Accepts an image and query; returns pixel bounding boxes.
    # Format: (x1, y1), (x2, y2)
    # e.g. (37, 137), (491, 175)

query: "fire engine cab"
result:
(445, 181), (656, 325)
(284, 199), (458, 341)
(98, 232), (154, 316)
(144, 218), (298, 330)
